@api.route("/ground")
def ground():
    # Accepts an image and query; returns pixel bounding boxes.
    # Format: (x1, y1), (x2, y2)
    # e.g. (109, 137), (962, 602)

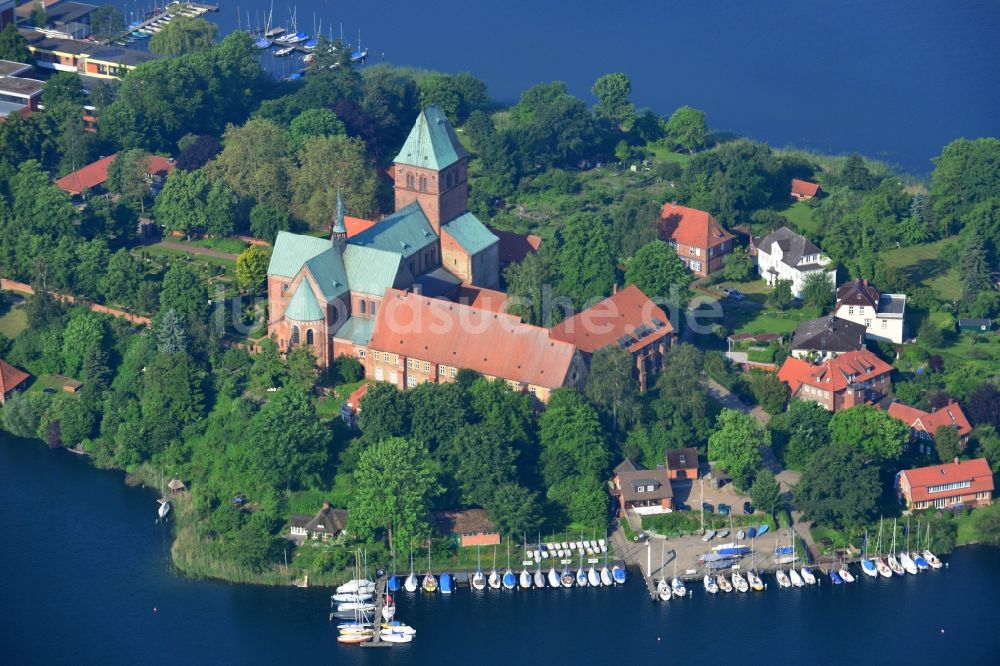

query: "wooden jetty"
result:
(360, 576), (392, 649)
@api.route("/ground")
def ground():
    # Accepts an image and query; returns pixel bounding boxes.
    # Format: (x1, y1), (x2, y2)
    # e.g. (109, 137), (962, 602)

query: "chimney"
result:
(953, 457), (960, 466)
(612, 283), (619, 295)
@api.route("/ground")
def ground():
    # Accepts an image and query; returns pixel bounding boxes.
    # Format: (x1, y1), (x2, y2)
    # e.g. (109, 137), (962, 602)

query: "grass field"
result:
(779, 200), (820, 235)
(0, 306), (27, 338)
(730, 305), (822, 336)
(645, 142), (692, 165)
(881, 238), (961, 301)
(133, 245), (236, 269)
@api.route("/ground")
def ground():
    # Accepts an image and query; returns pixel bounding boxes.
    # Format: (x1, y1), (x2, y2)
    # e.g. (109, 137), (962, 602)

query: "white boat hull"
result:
(587, 567), (600, 587)
(548, 568), (560, 588)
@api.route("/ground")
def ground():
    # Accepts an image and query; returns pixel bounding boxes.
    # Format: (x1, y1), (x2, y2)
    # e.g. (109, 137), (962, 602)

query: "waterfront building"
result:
(790, 178), (821, 201)
(432, 509), (501, 547)
(54, 153), (175, 198)
(658, 203), (734, 277)
(777, 348), (893, 412)
(611, 460), (673, 516)
(897, 458), (993, 511)
(19, 29), (158, 80)
(288, 501), (347, 542)
(833, 278), (907, 344)
(0, 70), (44, 119)
(664, 447), (699, 480)
(751, 226), (835, 298)
(549, 285), (673, 391)
(0, 359), (30, 404)
(789, 315), (867, 361)
(885, 399), (973, 455)
(267, 105), (500, 371)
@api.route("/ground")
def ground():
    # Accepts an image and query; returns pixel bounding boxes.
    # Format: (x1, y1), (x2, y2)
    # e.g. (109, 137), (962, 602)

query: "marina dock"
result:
(123, 3), (219, 41)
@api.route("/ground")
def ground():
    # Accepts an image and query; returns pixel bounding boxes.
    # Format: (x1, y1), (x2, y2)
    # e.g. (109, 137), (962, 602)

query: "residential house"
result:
(790, 178), (821, 201)
(0, 72), (43, 119)
(790, 315), (867, 361)
(288, 501), (348, 541)
(432, 509), (501, 547)
(0, 359), (30, 404)
(833, 279), (906, 344)
(752, 226), (835, 298)
(367, 288), (585, 403)
(54, 152), (175, 197)
(658, 203), (734, 277)
(611, 460), (673, 516)
(886, 399), (973, 455)
(665, 447), (699, 481)
(777, 348), (893, 412)
(897, 458), (993, 511)
(549, 285), (673, 391)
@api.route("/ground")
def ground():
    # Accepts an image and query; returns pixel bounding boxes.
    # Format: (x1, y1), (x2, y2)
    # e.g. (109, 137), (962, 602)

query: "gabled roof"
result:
(659, 203), (733, 249)
(343, 244), (412, 296)
(549, 285), (673, 354)
(290, 505), (347, 534)
(441, 212), (498, 255)
(369, 289), (579, 390)
(345, 215), (378, 238)
(665, 447), (698, 471)
(887, 400), (973, 439)
(836, 279), (881, 309)
(901, 458), (993, 503)
(754, 226), (824, 268)
(778, 348), (893, 394)
(54, 153), (175, 196)
(790, 315), (866, 353)
(302, 249), (349, 301)
(432, 509), (497, 535)
(791, 178), (820, 197)
(284, 281), (324, 322)
(451, 286), (509, 314)
(348, 203), (437, 260)
(617, 465), (673, 503)
(393, 105), (468, 171)
(613, 459), (638, 475)
(0, 359), (30, 396)
(490, 228), (541, 264)
(267, 232), (333, 278)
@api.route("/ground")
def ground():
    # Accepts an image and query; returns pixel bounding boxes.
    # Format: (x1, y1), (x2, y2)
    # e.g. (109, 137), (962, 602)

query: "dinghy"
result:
(703, 574), (718, 594)
(922, 550), (942, 569)
(737, 529), (746, 540)
(440, 573), (453, 594)
(800, 567), (816, 585)
(775, 570), (791, 588)
(716, 574), (733, 592)
(588, 566), (601, 587)
(718, 529), (730, 539)
(731, 571), (749, 593)
(756, 524), (769, 536)
(548, 567), (561, 588)
(702, 529), (717, 542)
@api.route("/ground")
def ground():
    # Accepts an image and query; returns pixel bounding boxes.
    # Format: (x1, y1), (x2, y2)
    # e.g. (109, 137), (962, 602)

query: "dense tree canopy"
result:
(828, 405), (909, 464)
(708, 409), (767, 490)
(795, 444), (881, 528)
(149, 16), (218, 56)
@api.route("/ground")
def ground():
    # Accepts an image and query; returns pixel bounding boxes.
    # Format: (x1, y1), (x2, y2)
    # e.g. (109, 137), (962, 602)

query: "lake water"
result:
(207, 0), (1000, 174)
(2, 436), (999, 664)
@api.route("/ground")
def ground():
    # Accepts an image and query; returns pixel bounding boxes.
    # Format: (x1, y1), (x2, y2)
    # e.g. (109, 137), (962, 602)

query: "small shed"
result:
(958, 318), (993, 333)
(167, 478), (187, 493)
(432, 509), (501, 547)
(0, 359), (30, 404)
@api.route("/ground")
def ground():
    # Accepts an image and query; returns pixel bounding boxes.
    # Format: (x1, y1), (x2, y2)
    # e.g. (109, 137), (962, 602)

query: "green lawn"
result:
(644, 142), (692, 165)
(779, 200), (820, 235)
(0, 305), (27, 338)
(731, 305), (822, 336)
(880, 238), (962, 301)
(133, 245), (236, 269)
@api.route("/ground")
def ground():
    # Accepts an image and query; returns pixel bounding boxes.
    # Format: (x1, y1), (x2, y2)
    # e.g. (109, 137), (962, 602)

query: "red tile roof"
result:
(490, 228), (542, 264)
(0, 359), (30, 397)
(659, 203), (733, 249)
(901, 458), (993, 503)
(347, 383), (370, 410)
(778, 348), (892, 394)
(887, 400), (973, 439)
(450, 285), (509, 314)
(549, 285), (673, 354)
(369, 289), (579, 390)
(345, 215), (379, 238)
(790, 178), (820, 197)
(54, 153), (175, 196)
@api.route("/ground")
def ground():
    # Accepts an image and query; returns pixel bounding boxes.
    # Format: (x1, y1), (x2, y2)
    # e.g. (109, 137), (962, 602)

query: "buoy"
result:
(153, 607), (158, 613)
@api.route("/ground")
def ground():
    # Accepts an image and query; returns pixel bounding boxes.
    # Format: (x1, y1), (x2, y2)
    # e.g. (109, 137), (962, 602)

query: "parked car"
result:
(702, 501), (714, 514)
(743, 501), (755, 515)
(721, 287), (745, 301)
(674, 502), (691, 512)
(632, 531), (649, 542)
(719, 503), (732, 516)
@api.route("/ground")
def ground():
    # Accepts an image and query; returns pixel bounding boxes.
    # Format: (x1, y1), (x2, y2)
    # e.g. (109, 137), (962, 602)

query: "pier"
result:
(359, 576), (391, 649)
(125, 3), (219, 40)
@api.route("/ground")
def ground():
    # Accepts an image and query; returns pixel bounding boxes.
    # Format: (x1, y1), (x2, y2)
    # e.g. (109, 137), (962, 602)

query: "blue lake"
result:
(2, 436), (999, 664)
(206, 0), (1000, 173)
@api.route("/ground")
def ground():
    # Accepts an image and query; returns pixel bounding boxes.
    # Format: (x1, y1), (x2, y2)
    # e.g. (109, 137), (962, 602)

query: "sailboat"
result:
(860, 530), (878, 578)
(747, 536), (764, 591)
(422, 548), (438, 593)
(716, 573), (733, 592)
(800, 565), (816, 585)
(921, 522), (941, 569)
(899, 517), (918, 574)
(381, 593), (395, 621)
(600, 546), (613, 586)
(472, 546), (486, 590)
(404, 550), (418, 592)
(789, 568), (804, 587)
(534, 563), (546, 589)
(611, 563), (627, 585)
(561, 566), (575, 588)
(488, 545), (501, 589)
(387, 545), (400, 593)
(873, 518), (893, 578)
(703, 574), (718, 594)
(775, 569), (791, 588)
(502, 543), (516, 590)
(829, 569), (843, 584)
(887, 519), (905, 575)
(839, 561), (855, 584)
(519, 567), (532, 590)
(670, 555), (686, 597)
(587, 564), (601, 587)
(731, 570), (749, 593)
(656, 540), (670, 600)
(575, 551), (588, 587)
(548, 565), (560, 588)
(440, 572), (453, 594)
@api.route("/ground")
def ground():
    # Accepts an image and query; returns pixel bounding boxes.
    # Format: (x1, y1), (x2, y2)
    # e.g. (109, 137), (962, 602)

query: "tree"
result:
(934, 426), (962, 463)
(624, 239), (693, 311)
(89, 6), (126, 42)
(57, 398), (96, 446)
(585, 345), (637, 434)
(41, 72), (86, 122)
(0, 25), (32, 63)
(61, 313), (106, 378)
(960, 228), (992, 304)
(333, 354), (364, 384)
(106, 149), (153, 213)
(931, 138), (1000, 234)
(749, 372), (788, 415)
(250, 337), (286, 390)
(794, 444), (880, 528)
(418, 74), (462, 124)
(918, 317), (945, 348)
(504, 250), (560, 326)
(236, 389), (328, 489)
(100, 249), (142, 308)
(29, 1), (46, 28)
(249, 204), (290, 243)
(485, 483), (542, 540)
(839, 153), (876, 190)
(285, 345), (317, 392)
(153, 169), (210, 236)
(176, 134), (222, 171)
(155, 308), (187, 354)
(665, 106), (707, 153)
(204, 181), (237, 237)
(966, 383), (1000, 430)
(348, 437), (440, 550)
(974, 503), (1000, 547)
(357, 382), (411, 441)
(768, 279), (794, 310)
(801, 271), (835, 309)
(207, 118), (293, 208)
(291, 134), (379, 227)
(707, 409), (767, 490)
(768, 399), (831, 469)
(149, 16), (218, 56)
(538, 389), (610, 487)
(235, 245), (271, 294)
(750, 470), (783, 516)
(722, 247), (755, 282)
(828, 405), (909, 463)
(591, 73), (635, 128)
(3, 391), (47, 439)
(140, 351), (204, 452)
(159, 263), (208, 321)
(444, 423), (517, 507)
(289, 108), (345, 150)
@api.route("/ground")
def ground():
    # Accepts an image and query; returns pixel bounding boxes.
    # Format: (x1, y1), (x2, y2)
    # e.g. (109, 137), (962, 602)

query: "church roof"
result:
(348, 202), (437, 260)
(393, 105), (468, 171)
(343, 245), (412, 296)
(441, 212), (499, 256)
(285, 282), (324, 322)
(333, 316), (376, 346)
(268, 231), (332, 278)
(303, 249), (349, 301)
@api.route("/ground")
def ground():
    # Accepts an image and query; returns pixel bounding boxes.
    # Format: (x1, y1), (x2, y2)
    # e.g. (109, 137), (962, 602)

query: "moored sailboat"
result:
(716, 573), (733, 592)
(548, 566), (561, 588)
(800, 566), (816, 585)
(657, 578), (672, 601)
(703, 574), (718, 594)
(731, 570), (749, 593)
(472, 546), (486, 590)
(775, 569), (791, 588)
(789, 568), (804, 587)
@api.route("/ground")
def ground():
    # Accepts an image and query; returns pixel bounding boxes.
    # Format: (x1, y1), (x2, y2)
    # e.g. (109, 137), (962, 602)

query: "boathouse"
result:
(432, 509), (500, 547)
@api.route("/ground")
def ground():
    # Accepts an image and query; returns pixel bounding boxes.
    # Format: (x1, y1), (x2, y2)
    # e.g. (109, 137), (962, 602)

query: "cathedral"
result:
(266, 105), (502, 369)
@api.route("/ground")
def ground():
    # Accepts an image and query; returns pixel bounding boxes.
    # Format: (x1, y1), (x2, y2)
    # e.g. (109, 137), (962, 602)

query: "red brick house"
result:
(54, 152), (175, 197)
(658, 203), (734, 277)
(777, 348), (893, 412)
(0, 359), (30, 404)
(665, 447), (699, 480)
(790, 178), (821, 201)
(885, 400), (973, 454)
(549, 285), (673, 391)
(611, 460), (673, 516)
(433, 509), (501, 547)
(897, 458), (993, 511)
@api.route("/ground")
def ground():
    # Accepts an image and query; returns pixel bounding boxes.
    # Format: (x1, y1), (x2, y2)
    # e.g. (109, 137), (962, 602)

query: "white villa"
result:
(752, 226), (835, 298)
(834, 279), (907, 344)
